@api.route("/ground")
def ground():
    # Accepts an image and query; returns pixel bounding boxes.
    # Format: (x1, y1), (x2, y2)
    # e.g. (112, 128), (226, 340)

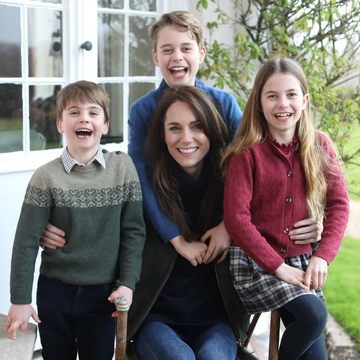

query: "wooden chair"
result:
(114, 295), (280, 360)
(114, 296), (129, 360)
(244, 309), (281, 360)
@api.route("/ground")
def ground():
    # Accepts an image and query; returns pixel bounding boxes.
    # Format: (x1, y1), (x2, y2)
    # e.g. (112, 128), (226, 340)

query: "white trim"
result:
(0, 149), (63, 174)
(0, 0), (190, 173)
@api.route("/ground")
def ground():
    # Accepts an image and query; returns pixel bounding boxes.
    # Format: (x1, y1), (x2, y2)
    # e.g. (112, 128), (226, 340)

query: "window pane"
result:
(129, 16), (155, 76)
(98, 0), (124, 9)
(101, 83), (123, 143)
(130, 0), (156, 11)
(28, 0), (62, 3)
(0, 84), (23, 153)
(98, 14), (124, 77)
(129, 82), (155, 109)
(28, 8), (63, 77)
(0, 5), (21, 77)
(29, 85), (62, 151)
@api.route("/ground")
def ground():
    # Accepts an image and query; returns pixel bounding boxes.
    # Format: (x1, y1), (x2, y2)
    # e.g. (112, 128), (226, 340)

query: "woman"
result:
(127, 86), (252, 360)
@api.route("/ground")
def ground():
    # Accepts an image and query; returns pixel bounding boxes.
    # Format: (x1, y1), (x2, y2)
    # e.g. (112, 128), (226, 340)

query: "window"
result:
(0, 2), (64, 157)
(96, 0), (159, 145)
(0, 0), (187, 172)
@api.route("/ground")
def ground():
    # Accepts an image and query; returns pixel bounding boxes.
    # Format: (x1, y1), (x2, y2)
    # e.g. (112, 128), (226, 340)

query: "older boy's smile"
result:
(170, 66), (188, 78)
(153, 26), (205, 87)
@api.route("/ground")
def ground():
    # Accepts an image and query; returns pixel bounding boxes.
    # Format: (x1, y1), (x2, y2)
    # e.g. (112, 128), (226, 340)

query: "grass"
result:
(0, 117), (22, 131)
(323, 237), (360, 348)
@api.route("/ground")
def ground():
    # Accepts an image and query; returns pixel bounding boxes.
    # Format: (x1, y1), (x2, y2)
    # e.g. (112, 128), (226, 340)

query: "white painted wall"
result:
(0, 167), (43, 348)
(189, 1), (240, 90)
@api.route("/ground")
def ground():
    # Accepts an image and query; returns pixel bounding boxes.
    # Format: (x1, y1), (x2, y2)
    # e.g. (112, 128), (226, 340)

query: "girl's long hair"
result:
(147, 86), (230, 239)
(222, 58), (334, 221)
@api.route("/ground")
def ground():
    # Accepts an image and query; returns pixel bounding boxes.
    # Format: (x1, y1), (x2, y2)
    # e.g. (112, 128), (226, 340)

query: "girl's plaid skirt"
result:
(229, 246), (325, 314)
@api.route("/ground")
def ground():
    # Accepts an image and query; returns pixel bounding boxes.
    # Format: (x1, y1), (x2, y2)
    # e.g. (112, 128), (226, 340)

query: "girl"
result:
(223, 58), (350, 360)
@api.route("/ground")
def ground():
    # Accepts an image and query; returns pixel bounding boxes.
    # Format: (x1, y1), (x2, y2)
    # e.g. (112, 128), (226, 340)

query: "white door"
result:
(0, 0), (189, 350)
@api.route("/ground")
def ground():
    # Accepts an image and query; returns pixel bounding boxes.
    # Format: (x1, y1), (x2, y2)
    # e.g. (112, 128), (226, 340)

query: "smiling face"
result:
(261, 73), (309, 144)
(164, 101), (210, 179)
(57, 101), (109, 163)
(153, 26), (206, 88)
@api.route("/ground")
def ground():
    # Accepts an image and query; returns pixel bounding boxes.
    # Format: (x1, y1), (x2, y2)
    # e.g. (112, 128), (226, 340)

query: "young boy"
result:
(6, 80), (145, 360)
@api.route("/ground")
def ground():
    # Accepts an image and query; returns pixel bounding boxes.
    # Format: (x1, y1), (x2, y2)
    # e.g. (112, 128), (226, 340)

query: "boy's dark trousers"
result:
(37, 275), (116, 360)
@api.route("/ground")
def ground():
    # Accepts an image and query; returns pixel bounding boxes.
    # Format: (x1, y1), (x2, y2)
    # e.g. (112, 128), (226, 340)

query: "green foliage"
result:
(324, 237), (360, 347)
(197, 0), (360, 197)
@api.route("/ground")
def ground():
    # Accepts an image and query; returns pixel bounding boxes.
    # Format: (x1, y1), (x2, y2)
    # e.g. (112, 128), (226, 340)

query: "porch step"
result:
(0, 313), (37, 360)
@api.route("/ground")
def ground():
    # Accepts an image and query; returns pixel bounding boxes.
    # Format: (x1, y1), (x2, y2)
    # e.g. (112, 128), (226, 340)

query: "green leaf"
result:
(196, 0), (208, 10)
(288, 44), (299, 54)
(235, 32), (245, 43)
(262, 11), (269, 21)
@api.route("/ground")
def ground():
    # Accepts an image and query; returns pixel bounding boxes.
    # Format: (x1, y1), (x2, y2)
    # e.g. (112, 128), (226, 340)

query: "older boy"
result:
(128, 11), (242, 264)
(6, 81), (145, 360)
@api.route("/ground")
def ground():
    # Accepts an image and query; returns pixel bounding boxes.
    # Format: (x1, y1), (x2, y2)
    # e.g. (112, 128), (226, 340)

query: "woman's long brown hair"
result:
(147, 86), (230, 240)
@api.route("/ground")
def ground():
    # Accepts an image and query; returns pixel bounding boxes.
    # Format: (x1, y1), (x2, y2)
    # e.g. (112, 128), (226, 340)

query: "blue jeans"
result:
(279, 294), (328, 360)
(36, 275), (116, 360)
(135, 321), (237, 360)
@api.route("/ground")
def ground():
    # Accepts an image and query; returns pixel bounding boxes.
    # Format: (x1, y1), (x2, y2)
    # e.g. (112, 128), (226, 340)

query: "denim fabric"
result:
(37, 275), (116, 360)
(279, 294), (328, 360)
(135, 321), (237, 360)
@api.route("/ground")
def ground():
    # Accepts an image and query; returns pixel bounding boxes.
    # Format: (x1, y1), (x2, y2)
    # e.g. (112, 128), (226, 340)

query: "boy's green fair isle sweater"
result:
(10, 149), (145, 305)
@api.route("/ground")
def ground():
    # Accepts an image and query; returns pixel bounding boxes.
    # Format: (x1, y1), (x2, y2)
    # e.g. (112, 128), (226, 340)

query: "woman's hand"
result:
(289, 218), (323, 245)
(39, 223), (66, 249)
(274, 263), (309, 290)
(109, 286), (133, 317)
(170, 235), (207, 266)
(304, 256), (328, 290)
(200, 221), (231, 264)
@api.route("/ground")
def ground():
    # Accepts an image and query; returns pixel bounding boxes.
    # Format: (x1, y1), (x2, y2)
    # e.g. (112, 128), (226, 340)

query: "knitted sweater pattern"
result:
(10, 150), (145, 304)
(224, 134), (350, 275)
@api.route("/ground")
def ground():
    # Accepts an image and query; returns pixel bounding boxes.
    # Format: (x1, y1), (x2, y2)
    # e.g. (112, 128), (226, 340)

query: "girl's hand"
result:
(40, 223), (66, 249)
(304, 256), (328, 290)
(274, 263), (309, 290)
(6, 304), (41, 340)
(289, 218), (323, 245)
(200, 221), (231, 264)
(108, 286), (133, 317)
(170, 235), (207, 266)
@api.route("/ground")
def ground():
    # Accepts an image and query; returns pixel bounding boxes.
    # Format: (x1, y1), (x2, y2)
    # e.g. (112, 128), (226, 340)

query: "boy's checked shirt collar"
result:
(61, 146), (106, 174)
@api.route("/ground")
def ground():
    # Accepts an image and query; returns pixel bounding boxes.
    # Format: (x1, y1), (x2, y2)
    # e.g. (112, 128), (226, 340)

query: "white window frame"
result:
(0, 0), (189, 174)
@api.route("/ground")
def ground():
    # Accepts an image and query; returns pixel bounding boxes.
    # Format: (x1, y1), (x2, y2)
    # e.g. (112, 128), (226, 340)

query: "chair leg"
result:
(114, 296), (129, 360)
(268, 309), (281, 360)
(244, 313), (261, 348)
